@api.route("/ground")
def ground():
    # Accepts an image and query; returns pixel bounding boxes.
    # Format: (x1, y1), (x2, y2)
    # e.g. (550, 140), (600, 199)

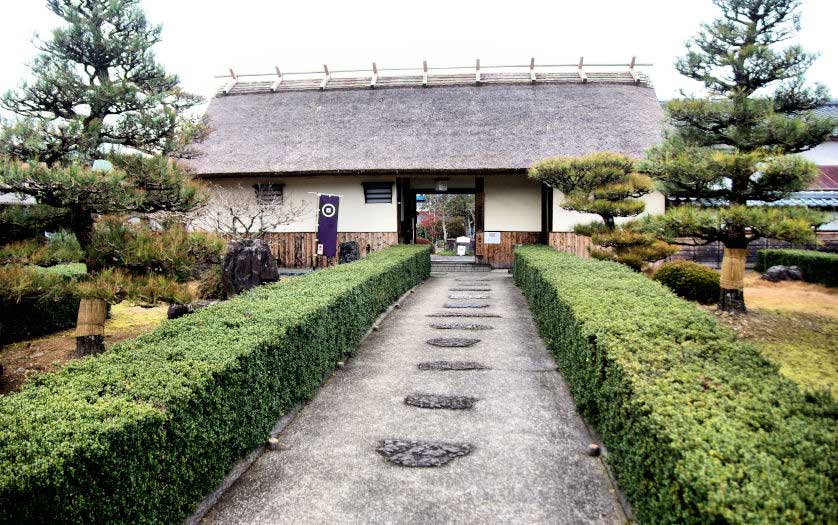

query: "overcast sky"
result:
(0, 0), (836, 107)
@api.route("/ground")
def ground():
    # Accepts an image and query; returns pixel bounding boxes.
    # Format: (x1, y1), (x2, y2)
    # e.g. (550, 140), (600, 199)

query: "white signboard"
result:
(457, 245), (467, 256)
(484, 232), (501, 244)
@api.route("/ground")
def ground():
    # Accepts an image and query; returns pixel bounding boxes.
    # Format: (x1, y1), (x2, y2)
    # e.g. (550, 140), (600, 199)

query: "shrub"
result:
(198, 266), (225, 300)
(756, 248), (838, 287)
(0, 229), (82, 266)
(87, 218), (224, 281)
(415, 236), (432, 245)
(653, 260), (721, 304)
(514, 246), (837, 524)
(0, 265), (81, 344)
(0, 244), (431, 523)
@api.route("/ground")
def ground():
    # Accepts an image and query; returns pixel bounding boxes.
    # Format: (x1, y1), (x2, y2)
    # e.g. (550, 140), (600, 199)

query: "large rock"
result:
(338, 241), (361, 264)
(760, 265), (804, 282)
(167, 300), (219, 320)
(222, 239), (280, 298)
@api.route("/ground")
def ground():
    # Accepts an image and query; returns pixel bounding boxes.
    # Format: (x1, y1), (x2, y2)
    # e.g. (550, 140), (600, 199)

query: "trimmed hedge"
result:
(0, 244), (430, 523)
(514, 246), (837, 524)
(756, 248), (838, 287)
(653, 260), (721, 304)
(0, 264), (86, 344)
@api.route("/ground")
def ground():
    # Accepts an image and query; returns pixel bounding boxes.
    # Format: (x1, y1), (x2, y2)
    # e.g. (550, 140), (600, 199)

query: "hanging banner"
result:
(316, 194), (340, 257)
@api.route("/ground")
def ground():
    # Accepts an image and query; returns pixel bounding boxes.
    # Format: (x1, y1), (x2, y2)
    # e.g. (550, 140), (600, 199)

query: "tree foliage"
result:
(640, 0), (836, 310)
(0, 0), (207, 164)
(530, 152), (674, 269)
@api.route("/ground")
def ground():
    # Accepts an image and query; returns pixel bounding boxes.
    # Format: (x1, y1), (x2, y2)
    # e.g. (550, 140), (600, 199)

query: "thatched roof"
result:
(189, 82), (663, 176)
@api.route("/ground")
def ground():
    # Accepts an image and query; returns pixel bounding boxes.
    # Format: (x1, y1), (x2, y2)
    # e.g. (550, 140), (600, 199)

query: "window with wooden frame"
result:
(363, 182), (393, 203)
(253, 183), (284, 204)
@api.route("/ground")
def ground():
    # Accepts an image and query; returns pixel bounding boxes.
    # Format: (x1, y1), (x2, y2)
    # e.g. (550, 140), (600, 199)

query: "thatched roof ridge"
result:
(189, 82), (664, 176)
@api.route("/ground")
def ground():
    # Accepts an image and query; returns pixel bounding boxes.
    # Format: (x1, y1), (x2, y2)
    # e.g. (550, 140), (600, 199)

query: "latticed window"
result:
(363, 182), (393, 203)
(253, 183), (284, 204)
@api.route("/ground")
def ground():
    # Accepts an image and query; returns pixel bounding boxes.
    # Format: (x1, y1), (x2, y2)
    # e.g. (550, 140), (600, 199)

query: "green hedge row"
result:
(756, 248), (838, 287)
(0, 264), (87, 344)
(0, 244), (431, 524)
(513, 246), (837, 524)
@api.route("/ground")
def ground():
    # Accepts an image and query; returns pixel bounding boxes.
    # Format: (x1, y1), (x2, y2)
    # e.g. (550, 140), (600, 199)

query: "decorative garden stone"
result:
(444, 302), (489, 308)
(430, 322), (493, 330)
(376, 440), (473, 467)
(427, 337), (480, 347)
(448, 294), (489, 299)
(404, 393), (478, 409)
(222, 239), (280, 298)
(449, 287), (491, 292)
(417, 361), (489, 371)
(338, 241), (361, 264)
(760, 265), (804, 282)
(166, 300), (219, 320)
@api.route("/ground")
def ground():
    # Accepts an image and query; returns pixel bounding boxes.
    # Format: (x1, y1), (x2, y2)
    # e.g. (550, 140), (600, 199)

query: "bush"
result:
(198, 266), (225, 300)
(0, 230), (82, 266)
(514, 246), (837, 524)
(415, 236), (432, 245)
(0, 244), (431, 523)
(88, 218), (224, 281)
(653, 260), (721, 304)
(0, 265), (81, 344)
(756, 248), (838, 287)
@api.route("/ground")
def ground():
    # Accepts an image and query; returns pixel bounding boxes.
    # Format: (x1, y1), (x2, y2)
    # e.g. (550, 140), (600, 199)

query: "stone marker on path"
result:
(427, 337), (480, 347)
(426, 312), (501, 318)
(448, 294), (490, 299)
(430, 322), (493, 330)
(404, 393), (478, 410)
(444, 302), (490, 308)
(417, 361), (489, 371)
(449, 287), (491, 292)
(376, 440), (473, 467)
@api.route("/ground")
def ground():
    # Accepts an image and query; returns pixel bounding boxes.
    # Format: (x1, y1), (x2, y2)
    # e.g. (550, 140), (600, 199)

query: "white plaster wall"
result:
(484, 174), (542, 231)
(552, 191), (665, 232)
(799, 141), (838, 165)
(206, 176), (397, 232)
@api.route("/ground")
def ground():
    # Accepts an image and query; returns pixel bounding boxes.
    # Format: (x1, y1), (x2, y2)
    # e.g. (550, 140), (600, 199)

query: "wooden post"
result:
(75, 298), (108, 356)
(577, 57), (587, 82)
(719, 247), (747, 312)
(370, 62), (378, 89)
(422, 60), (428, 87)
(475, 58), (481, 85)
(529, 57), (536, 83)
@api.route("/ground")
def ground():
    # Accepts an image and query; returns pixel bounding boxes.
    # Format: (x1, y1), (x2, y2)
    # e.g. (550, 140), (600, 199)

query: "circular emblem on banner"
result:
(321, 203), (336, 217)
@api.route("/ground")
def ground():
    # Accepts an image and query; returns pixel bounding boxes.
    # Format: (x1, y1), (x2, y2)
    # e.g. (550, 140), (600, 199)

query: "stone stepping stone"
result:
(404, 393), (478, 409)
(448, 294), (489, 299)
(444, 302), (489, 308)
(449, 287), (491, 292)
(418, 361), (489, 371)
(430, 322), (493, 330)
(455, 278), (490, 282)
(426, 312), (501, 318)
(427, 337), (480, 347)
(376, 440), (473, 467)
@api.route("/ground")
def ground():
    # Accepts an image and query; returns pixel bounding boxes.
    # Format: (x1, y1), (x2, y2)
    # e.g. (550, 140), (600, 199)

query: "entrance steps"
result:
(430, 261), (492, 273)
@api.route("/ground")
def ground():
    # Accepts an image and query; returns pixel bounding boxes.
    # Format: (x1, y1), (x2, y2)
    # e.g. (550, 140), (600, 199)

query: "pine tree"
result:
(641, 0), (836, 312)
(0, 0), (207, 163)
(529, 152), (675, 270)
(0, 0), (211, 354)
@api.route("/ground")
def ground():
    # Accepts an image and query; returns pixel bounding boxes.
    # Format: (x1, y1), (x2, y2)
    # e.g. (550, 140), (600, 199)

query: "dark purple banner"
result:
(316, 194), (340, 257)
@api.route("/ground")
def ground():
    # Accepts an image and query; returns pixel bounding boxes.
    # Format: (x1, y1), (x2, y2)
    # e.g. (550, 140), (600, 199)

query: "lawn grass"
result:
(0, 301), (167, 395)
(708, 271), (838, 398)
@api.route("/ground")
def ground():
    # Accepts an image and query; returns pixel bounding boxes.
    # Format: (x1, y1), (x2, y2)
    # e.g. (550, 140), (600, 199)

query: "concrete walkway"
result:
(203, 272), (625, 524)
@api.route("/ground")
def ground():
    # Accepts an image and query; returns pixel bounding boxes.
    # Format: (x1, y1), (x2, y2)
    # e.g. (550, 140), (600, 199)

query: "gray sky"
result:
(1, 0), (836, 106)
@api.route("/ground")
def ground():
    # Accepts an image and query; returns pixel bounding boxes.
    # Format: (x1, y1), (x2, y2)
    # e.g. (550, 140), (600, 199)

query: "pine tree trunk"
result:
(75, 298), (107, 356)
(718, 247), (748, 313)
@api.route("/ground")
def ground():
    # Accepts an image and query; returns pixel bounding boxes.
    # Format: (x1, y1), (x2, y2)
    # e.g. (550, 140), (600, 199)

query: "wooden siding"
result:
(549, 232), (593, 258)
(475, 231), (541, 268)
(263, 232), (398, 268)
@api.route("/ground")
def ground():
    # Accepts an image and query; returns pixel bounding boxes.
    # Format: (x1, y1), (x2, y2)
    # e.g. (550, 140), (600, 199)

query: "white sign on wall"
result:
(484, 231), (501, 244)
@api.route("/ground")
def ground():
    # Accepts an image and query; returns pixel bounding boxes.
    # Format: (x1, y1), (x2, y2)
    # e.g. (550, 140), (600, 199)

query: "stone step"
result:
(430, 262), (492, 273)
